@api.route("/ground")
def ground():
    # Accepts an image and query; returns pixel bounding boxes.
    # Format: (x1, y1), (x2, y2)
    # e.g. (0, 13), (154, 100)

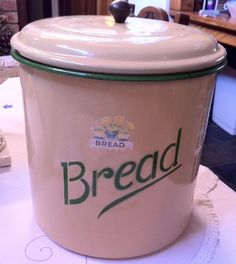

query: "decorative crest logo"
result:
(90, 115), (135, 150)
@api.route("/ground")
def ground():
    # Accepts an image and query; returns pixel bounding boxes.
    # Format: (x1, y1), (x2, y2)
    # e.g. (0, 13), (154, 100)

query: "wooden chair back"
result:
(137, 6), (190, 25)
(137, 6), (169, 21)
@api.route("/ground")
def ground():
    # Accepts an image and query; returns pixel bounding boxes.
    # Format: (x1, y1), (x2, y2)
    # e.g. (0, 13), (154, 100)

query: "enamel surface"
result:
(19, 65), (216, 258)
(11, 15), (226, 74)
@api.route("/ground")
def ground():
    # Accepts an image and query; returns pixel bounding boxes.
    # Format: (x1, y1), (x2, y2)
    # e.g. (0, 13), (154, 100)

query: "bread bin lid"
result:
(11, 13), (226, 75)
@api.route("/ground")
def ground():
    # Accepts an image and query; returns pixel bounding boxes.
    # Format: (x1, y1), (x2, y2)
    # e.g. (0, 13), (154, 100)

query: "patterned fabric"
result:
(0, 13), (14, 56)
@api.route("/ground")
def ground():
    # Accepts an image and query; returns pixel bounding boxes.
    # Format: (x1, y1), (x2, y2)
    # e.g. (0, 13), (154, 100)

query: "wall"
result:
(0, 0), (19, 32)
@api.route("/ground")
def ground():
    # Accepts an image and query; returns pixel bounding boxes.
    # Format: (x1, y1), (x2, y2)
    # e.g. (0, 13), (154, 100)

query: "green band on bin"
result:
(11, 49), (227, 82)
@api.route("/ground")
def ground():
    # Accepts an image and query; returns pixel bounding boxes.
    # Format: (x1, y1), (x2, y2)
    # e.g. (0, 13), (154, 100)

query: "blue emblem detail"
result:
(2, 104), (13, 109)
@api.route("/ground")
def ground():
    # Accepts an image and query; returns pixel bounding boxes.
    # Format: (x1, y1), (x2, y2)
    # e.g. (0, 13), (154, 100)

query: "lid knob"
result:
(108, 0), (131, 24)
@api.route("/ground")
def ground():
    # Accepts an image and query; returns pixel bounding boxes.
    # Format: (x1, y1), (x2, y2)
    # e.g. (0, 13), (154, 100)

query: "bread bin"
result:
(11, 1), (226, 258)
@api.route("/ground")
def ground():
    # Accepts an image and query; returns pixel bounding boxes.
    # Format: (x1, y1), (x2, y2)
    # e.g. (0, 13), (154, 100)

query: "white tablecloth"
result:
(0, 78), (236, 264)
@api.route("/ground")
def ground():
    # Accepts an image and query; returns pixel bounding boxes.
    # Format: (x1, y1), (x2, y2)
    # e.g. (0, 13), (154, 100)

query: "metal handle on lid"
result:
(108, 0), (131, 23)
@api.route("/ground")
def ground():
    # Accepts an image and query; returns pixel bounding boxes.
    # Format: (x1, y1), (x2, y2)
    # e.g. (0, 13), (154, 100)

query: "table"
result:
(1, 78), (236, 264)
(170, 10), (236, 47)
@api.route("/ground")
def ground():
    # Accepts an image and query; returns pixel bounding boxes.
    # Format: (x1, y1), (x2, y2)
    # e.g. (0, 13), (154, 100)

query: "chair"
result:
(137, 6), (169, 21)
(137, 6), (190, 25)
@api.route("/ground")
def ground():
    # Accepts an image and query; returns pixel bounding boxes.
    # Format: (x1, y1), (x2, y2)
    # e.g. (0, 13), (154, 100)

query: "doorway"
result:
(58, 0), (97, 16)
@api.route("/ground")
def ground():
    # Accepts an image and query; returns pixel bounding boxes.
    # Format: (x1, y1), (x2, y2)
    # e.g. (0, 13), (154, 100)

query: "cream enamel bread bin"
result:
(11, 1), (226, 259)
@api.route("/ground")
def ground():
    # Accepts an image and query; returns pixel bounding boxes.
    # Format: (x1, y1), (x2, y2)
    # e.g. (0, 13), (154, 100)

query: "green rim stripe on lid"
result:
(11, 49), (227, 82)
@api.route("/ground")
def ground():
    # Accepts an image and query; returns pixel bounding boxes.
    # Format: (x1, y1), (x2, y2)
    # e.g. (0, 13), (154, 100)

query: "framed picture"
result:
(199, 0), (220, 15)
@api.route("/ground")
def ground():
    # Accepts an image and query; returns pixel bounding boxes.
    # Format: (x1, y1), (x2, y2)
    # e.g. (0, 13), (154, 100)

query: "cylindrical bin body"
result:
(11, 14), (226, 258)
